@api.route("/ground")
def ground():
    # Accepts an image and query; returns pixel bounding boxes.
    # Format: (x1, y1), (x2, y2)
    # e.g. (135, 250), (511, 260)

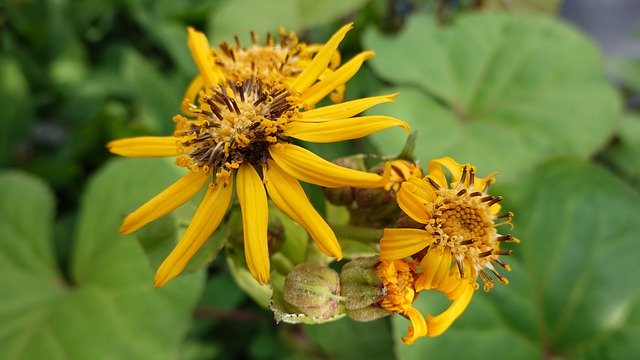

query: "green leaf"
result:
(306, 317), (394, 359)
(208, 0), (370, 43)
(394, 159), (640, 359)
(0, 159), (205, 359)
(122, 49), (184, 134)
(601, 114), (640, 183)
(0, 56), (34, 166)
(364, 14), (620, 181)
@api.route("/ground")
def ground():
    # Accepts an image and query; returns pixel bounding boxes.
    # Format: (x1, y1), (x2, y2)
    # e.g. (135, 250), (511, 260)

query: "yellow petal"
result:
(187, 27), (223, 87)
(405, 177), (437, 202)
(299, 94), (398, 122)
(120, 171), (209, 234)
(269, 143), (386, 188)
(415, 248), (452, 291)
(285, 116), (409, 143)
(427, 157), (460, 188)
(380, 228), (433, 261)
(291, 23), (353, 94)
(107, 136), (179, 157)
(396, 184), (432, 224)
(263, 160), (342, 259)
(183, 75), (205, 103)
(236, 164), (270, 284)
(154, 177), (233, 288)
(402, 306), (428, 345)
(300, 51), (374, 106)
(426, 283), (474, 337)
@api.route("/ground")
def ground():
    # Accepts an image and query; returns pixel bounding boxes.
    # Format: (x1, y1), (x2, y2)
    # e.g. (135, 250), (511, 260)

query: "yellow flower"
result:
(379, 157), (518, 339)
(384, 159), (423, 193)
(375, 259), (426, 344)
(185, 26), (346, 109)
(108, 24), (409, 288)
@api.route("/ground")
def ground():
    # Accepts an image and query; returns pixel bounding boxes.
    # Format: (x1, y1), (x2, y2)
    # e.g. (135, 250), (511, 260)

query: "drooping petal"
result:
(401, 306), (428, 345)
(263, 160), (342, 259)
(187, 27), (224, 87)
(426, 283), (474, 337)
(120, 171), (209, 234)
(107, 137), (179, 157)
(415, 248), (452, 291)
(299, 94), (398, 122)
(290, 23), (353, 94)
(154, 176), (233, 288)
(396, 184), (432, 224)
(380, 228), (433, 261)
(236, 164), (270, 284)
(269, 143), (386, 188)
(300, 51), (374, 106)
(285, 116), (409, 143)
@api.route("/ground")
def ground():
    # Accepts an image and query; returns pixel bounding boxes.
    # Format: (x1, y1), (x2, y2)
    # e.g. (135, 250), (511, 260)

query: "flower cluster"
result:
(377, 157), (518, 343)
(107, 22), (518, 345)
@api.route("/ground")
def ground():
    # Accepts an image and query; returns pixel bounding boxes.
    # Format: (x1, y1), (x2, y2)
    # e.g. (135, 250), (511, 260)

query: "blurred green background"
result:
(1, 0), (639, 359)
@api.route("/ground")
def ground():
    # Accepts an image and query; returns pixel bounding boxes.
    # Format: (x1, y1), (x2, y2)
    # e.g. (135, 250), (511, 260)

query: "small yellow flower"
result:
(384, 159), (423, 193)
(108, 24), (409, 288)
(375, 259), (426, 344)
(379, 157), (518, 339)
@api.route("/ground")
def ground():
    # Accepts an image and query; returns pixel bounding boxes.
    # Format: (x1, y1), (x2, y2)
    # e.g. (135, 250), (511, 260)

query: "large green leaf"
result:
(0, 158), (204, 359)
(364, 14), (620, 181)
(394, 159), (640, 359)
(602, 114), (640, 184)
(0, 56), (33, 166)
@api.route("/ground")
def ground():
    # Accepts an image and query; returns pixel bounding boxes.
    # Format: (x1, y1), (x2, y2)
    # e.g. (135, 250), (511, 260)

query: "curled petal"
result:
(183, 75), (205, 104)
(237, 164), (270, 284)
(154, 176), (233, 287)
(107, 137), (179, 157)
(426, 283), (474, 337)
(263, 160), (342, 259)
(300, 94), (398, 122)
(301, 51), (374, 106)
(120, 171), (209, 234)
(291, 23), (352, 93)
(415, 248), (452, 291)
(269, 143), (386, 188)
(380, 228), (433, 261)
(286, 116), (409, 143)
(396, 183), (432, 224)
(402, 306), (428, 344)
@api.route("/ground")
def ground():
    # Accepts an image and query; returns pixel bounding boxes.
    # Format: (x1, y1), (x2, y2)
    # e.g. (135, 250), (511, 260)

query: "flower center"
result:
(174, 78), (299, 181)
(421, 165), (515, 291)
(376, 260), (417, 314)
(216, 31), (308, 85)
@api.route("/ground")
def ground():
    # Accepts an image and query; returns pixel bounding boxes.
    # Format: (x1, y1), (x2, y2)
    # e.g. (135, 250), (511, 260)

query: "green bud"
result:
(267, 214), (285, 255)
(340, 257), (391, 322)
(396, 211), (426, 229)
(283, 263), (341, 319)
(322, 156), (365, 206)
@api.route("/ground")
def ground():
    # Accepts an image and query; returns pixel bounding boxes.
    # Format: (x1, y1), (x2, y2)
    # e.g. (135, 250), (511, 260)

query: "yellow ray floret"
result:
(236, 164), (270, 284)
(263, 160), (342, 259)
(120, 171), (209, 234)
(300, 51), (374, 107)
(426, 284), (474, 337)
(402, 306), (428, 344)
(396, 183), (432, 224)
(187, 27), (224, 87)
(299, 93), (398, 122)
(285, 116), (409, 143)
(107, 136), (179, 157)
(154, 177), (233, 288)
(291, 23), (353, 94)
(269, 143), (388, 188)
(380, 228), (434, 261)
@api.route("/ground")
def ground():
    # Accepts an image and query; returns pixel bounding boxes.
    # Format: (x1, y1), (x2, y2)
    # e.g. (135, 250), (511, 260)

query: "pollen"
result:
(174, 77), (299, 180)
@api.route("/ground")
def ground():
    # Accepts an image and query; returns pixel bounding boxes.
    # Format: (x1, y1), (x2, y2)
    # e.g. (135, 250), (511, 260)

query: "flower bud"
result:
(267, 214), (285, 255)
(340, 257), (391, 322)
(283, 263), (341, 319)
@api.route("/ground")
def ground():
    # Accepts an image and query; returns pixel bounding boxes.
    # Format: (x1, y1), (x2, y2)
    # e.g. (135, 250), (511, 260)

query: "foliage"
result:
(1, 0), (639, 359)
